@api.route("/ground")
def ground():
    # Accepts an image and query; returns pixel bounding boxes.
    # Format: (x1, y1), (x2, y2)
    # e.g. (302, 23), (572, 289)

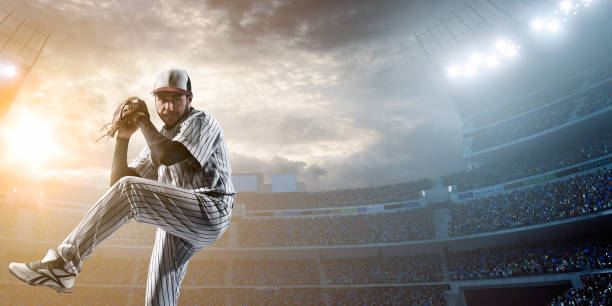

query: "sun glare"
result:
(0, 110), (63, 169)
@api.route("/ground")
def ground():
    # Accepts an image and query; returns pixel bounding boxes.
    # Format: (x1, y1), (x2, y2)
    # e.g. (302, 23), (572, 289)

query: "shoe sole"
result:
(8, 266), (72, 293)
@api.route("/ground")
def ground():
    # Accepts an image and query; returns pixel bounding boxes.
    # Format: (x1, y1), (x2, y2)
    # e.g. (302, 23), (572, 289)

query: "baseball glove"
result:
(97, 96), (149, 141)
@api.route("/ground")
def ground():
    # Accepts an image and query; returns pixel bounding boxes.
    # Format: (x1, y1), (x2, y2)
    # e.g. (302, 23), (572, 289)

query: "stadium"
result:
(1, 0), (612, 305)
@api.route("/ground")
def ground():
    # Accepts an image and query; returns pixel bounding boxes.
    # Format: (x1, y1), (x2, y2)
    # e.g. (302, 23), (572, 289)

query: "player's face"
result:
(155, 92), (192, 127)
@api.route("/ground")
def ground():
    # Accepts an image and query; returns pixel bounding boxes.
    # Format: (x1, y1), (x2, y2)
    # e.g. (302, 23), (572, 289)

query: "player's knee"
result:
(116, 176), (140, 188)
(113, 176), (144, 201)
(213, 220), (231, 238)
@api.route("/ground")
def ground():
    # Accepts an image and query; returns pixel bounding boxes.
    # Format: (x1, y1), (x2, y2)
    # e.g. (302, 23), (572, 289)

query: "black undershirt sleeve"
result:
(138, 117), (191, 166)
(110, 137), (140, 186)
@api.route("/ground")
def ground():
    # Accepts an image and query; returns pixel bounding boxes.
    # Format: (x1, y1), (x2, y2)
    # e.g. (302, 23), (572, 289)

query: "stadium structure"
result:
(0, 8), (50, 118)
(1, 1), (612, 305)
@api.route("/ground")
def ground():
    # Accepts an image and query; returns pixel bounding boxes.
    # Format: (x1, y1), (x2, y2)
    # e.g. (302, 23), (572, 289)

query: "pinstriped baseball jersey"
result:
(130, 108), (236, 196)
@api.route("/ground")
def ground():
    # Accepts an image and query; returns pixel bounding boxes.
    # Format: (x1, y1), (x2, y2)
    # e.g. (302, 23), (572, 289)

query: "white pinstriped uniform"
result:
(58, 108), (235, 305)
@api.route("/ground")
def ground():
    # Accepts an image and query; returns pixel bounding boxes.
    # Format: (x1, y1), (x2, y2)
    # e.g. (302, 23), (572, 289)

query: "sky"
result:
(0, 0), (467, 192)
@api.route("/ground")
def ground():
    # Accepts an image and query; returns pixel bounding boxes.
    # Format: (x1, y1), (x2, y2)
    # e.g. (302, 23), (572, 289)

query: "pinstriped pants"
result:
(57, 176), (233, 306)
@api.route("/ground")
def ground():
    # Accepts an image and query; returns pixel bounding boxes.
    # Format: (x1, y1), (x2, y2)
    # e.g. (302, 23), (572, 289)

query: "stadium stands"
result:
(231, 258), (320, 285)
(0, 204), (17, 236)
(238, 208), (434, 246)
(322, 254), (443, 284)
(235, 179), (432, 210)
(448, 237), (612, 281)
(548, 273), (612, 306)
(576, 81), (612, 116)
(449, 166), (612, 236)
(328, 285), (450, 305)
(469, 98), (575, 152)
(442, 131), (612, 191)
(467, 80), (612, 153)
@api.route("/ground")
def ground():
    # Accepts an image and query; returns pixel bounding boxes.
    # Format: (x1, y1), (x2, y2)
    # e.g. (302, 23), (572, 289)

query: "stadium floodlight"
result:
(548, 19), (561, 32)
(470, 53), (483, 65)
(486, 55), (500, 68)
(463, 64), (476, 77)
(446, 0), (598, 80)
(532, 19), (545, 31)
(495, 39), (518, 58)
(495, 39), (510, 50)
(447, 65), (460, 77)
(0, 63), (18, 78)
(560, 1), (573, 12)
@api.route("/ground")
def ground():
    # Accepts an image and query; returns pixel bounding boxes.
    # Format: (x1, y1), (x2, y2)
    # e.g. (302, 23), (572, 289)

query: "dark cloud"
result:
(321, 112), (465, 189)
(205, 0), (458, 50)
(230, 153), (327, 183)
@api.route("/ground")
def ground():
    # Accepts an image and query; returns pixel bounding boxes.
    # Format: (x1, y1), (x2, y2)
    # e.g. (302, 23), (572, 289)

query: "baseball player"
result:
(8, 67), (235, 306)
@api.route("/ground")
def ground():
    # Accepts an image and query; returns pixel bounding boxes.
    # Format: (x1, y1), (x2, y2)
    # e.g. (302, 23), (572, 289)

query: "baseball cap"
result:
(152, 67), (192, 96)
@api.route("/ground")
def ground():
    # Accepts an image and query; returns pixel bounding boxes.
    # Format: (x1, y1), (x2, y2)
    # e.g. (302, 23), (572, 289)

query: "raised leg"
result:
(57, 176), (232, 274)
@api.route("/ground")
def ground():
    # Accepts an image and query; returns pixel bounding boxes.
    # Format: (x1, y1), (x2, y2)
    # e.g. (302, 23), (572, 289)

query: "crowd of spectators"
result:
(0, 282), (450, 305)
(442, 131), (612, 191)
(448, 237), (612, 281)
(238, 209), (434, 246)
(469, 80), (612, 153)
(2, 201), (436, 248)
(1, 250), (446, 288)
(322, 254), (442, 284)
(231, 258), (320, 285)
(0, 284), (453, 305)
(177, 288), (229, 305)
(229, 289), (326, 305)
(549, 273), (612, 306)
(4, 164), (611, 247)
(182, 259), (230, 285)
(449, 167), (612, 236)
(469, 99), (576, 152)
(181, 287), (450, 305)
(329, 285), (449, 306)
(1, 248), (448, 288)
(6, 236), (610, 289)
(5, 236), (612, 304)
(236, 179), (432, 210)
(78, 257), (148, 285)
(0, 285), (141, 306)
(0, 203), (17, 237)
(575, 80), (612, 116)
(462, 75), (587, 130)
(0, 205), (222, 247)
(1, 246), (451, 304)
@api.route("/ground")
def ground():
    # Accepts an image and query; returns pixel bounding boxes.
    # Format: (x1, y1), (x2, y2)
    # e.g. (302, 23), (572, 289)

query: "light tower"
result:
(0, 8), (50, 118)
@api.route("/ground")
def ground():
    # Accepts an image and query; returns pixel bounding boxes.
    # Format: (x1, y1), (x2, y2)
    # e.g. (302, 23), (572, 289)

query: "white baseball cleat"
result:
(8, 249), (76, 293)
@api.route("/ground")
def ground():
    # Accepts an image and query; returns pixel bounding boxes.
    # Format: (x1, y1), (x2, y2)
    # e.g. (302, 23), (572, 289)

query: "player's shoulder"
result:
(182, 109), (219, 128)
(181, 109), (221, 134)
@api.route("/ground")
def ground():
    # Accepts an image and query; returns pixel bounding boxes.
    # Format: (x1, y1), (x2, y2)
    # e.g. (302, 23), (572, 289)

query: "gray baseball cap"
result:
(152, 67), (192, 96)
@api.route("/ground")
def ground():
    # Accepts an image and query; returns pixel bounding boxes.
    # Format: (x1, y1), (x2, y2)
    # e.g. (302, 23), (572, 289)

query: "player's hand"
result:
(117, 112), (147, 139)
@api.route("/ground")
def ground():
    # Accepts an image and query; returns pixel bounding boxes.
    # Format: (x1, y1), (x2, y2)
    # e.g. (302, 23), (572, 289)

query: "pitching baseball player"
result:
(8, 67), (236, 306)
